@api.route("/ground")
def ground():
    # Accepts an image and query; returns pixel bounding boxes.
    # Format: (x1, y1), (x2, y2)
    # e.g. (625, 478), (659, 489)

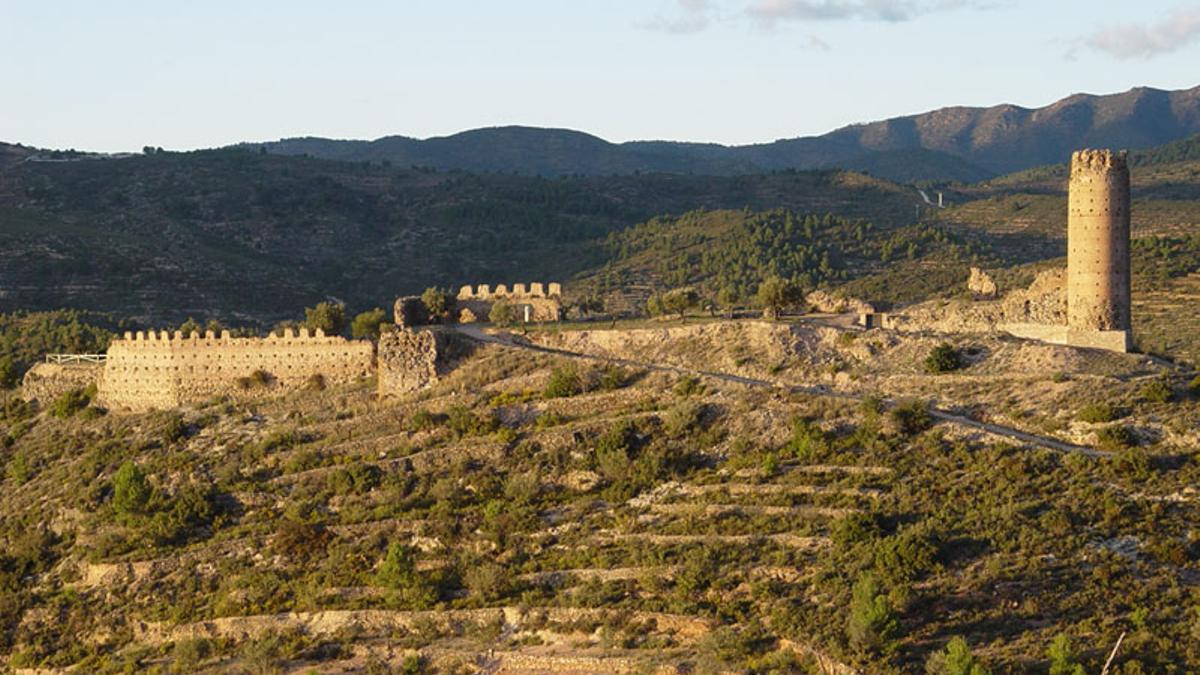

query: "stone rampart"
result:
(21, 362), (104, 405)
(457, 282), (561, 300)
(455, 282), (562, 323)
(98, 328), (374, 412)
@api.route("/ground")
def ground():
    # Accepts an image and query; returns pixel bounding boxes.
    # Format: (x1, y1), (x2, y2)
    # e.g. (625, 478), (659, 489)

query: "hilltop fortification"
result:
(884, 149), (1133, 352)
(456, 283), (562, 323)
(98, 328), (374, 412)
(1066, 149), (1131, 350)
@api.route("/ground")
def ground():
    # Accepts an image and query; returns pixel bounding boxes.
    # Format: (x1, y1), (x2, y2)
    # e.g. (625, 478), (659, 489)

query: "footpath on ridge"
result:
(454, 323), (1108, 458)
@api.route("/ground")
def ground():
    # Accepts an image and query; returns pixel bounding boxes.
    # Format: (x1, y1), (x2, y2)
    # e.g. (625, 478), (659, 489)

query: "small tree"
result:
(0, 356), (17, 390)
(847, 572), (899, 654)
(178, 317), (203, 336)
(304, 302), (346, 335)
(112, 461), (152, 518)
(924, 343), (962, 374)
(716, 285), (738, 319)
(756, 276), (803, 320)
(660, 287), (700, 321)
(1047, 634), (1085, 675)
(925, 636), (990, 675)
(489, 299), (517, 326)
(350, 308), (388, 340)
(421, 287), (454, 322)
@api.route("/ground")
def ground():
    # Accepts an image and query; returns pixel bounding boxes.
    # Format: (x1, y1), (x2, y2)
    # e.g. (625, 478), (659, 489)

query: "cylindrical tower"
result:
(1067, 149), (1131, 332)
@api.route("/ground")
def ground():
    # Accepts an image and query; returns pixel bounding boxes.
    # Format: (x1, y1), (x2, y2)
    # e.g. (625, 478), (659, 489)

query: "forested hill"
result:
(0, 148), (917, 326)
(253, 85), (1200, 181)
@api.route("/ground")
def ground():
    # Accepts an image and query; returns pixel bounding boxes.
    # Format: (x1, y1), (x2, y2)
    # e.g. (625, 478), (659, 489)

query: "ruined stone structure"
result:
(376, 325), (442, 396)
(881, 150), (1133, 353)
(21, 361), (104, 405)
(455, 282), (562, 323)
(1065, 149), (1132, 352)
(97, 329), (374, 412)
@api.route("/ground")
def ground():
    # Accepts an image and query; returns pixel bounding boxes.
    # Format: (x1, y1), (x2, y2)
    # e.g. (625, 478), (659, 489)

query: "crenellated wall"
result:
(456, 282), (561, 300)
(454, 282), (562, 323)
(98, 328), (375, 412)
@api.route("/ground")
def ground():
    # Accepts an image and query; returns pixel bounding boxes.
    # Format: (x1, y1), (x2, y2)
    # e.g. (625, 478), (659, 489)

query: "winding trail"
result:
(454, 324), (1107, 458)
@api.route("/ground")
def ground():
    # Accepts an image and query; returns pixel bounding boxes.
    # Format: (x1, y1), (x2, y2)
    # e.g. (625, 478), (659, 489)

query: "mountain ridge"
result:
(248, 85), (1200, 182)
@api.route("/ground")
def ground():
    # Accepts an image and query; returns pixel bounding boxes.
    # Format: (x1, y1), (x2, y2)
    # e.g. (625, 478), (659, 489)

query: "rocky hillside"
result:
(1, 320), (1197, 672)
(255, 85), (1200, 180)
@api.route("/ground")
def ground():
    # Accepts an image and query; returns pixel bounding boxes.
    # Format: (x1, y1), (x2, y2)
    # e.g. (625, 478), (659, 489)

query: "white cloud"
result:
(1079, 7), (1200, 60)
(642, 0), (714, 34)
(745, 0), (989, 26)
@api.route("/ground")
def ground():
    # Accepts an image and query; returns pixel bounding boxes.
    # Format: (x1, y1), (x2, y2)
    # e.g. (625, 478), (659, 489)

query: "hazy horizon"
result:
(4, 0), (1200, 152)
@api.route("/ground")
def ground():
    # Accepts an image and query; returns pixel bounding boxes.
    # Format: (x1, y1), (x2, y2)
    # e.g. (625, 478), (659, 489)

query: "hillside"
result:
(254, 85), (1200, 181)
(0, 149), (919, 326)
(2, 320), (1197, 672)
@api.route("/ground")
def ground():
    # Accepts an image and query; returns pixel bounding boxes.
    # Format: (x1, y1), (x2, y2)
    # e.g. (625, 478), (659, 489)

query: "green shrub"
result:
(50, 386), (92, 418)
(1047, 634), (1086, 675)
(1096, 424), (1137, 451)
(1076, 403), (1120, 423)
(673, 375), (706, 398)
(0, 357), (17, 389)
(488, 300), (517, 326)
(406, 408), (443, 432)
(889, 399), (933, 436)
(377, 542), (439, 608)
(874, 530), (940, 585)
(1111, 446), (1152, 481)
(925, 636), (990, 675)
(327, 464), (382, 496)
(596, 366), (629, 391)
(1139, 378), (1174, 404)
(272, 519), (331, 562)
(832, 512), (882, 549)
(350, 308), (388, 339)
(544, 364), (583, 399)
(1189, 375), (1200, 398)
(663, 401), (706, 437)
(786, 418), (831, 461)
(924, 343), (962, 374)
(846, 573), (899, 654)
(112, 461), (152, 518)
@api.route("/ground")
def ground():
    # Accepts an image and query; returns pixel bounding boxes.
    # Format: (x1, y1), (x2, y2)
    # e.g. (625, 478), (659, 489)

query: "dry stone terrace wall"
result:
(98, 328), (374, 412)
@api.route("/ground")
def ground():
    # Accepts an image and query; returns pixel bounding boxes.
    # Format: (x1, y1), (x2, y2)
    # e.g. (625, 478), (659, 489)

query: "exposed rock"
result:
(968, 267), (998, 299)
(805, 289), (875, 315)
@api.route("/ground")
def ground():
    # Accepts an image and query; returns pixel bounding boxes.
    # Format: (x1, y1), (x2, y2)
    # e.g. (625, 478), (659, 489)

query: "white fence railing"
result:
(45, 354), (108, 364)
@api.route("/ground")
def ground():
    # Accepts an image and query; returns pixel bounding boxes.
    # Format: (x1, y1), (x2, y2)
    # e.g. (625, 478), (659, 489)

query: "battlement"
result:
(114, 327), (345, 348)
(99, 329), (375, 412)
(457, 282), (561, 300)
(1071, 149), (1128, 175)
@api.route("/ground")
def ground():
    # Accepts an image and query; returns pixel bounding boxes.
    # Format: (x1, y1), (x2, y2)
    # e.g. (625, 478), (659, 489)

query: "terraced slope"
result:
(2, 320), (1198, 672)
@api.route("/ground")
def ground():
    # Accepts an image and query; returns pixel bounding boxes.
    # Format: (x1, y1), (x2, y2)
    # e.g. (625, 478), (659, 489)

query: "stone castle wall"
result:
(98, 328), (374, 412)
(1068, 149), (1131, 332)
(455, 282), (562, 323)
(21, 362), (104, 405)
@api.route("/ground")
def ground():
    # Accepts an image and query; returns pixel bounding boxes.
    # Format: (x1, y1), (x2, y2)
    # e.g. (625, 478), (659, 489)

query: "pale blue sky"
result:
(2, 0), (1199, 151)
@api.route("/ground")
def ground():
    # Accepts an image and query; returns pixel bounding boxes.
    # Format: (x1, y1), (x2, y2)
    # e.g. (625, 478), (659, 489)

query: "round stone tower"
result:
(1067, 149), (1131, 334)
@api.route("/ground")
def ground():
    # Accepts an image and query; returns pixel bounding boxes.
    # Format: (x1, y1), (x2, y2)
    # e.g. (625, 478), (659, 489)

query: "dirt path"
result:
(455, 324), (1108, 458)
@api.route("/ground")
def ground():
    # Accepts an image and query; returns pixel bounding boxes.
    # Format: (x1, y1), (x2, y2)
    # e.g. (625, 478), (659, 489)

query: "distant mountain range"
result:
(250, 85), (1200, 184)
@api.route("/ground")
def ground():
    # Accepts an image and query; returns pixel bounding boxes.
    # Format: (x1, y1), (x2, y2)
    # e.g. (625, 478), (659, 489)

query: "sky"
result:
(2, 0), (1199, 152)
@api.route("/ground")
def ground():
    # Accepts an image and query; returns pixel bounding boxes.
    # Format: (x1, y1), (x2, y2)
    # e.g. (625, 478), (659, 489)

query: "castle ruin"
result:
(455, 282), (562, 323)
(883, 149), (1133, 353)
(1064, 149), (1132, 351)
(97, 328), (374, 412)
